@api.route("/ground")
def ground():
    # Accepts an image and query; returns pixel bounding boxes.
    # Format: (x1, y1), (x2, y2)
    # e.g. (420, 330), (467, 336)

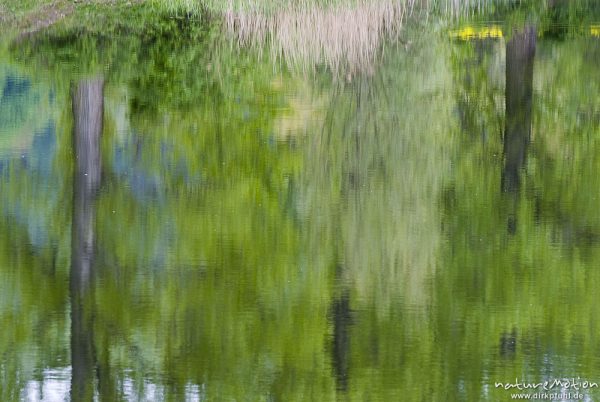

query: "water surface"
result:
(1, 19), (600, 401)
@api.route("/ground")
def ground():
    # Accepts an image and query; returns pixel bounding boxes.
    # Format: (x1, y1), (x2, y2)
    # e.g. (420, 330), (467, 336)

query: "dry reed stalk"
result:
(224, 0), (414, 74)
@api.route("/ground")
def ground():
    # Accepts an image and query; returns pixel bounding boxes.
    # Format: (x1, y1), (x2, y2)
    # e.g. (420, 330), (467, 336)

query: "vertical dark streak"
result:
(70, 78), (104, 402)
(502, 26), (536, 234)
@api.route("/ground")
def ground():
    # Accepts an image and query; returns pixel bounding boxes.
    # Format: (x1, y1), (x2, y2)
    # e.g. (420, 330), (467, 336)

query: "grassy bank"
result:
(0, 0), (57, 28)
(0, 0), (151, 36)
(4, 0), (600, 30)
(3, 0), (600, 75)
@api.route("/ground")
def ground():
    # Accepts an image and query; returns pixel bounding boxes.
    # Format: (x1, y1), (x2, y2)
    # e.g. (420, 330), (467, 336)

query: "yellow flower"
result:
(450, 25), (503, 41)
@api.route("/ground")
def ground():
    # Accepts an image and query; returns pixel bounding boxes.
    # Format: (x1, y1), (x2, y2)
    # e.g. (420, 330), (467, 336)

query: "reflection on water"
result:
(502, 26), (535, 234)
(70, 78), (103, 401)
(225, 0), (407, 73)
(1, 17), (600, 401)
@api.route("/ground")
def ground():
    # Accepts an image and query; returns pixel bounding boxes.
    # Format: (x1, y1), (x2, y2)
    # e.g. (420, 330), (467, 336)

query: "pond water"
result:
(1, 18), (600, 401)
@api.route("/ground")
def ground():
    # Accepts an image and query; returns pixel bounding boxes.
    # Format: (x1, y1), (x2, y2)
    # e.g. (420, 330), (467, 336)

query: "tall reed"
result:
(155, 0), (529, 73)
(224, 0), (414, 73)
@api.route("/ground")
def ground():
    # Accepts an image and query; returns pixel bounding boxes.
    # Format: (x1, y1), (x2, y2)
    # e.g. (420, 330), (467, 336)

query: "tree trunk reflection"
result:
(332, 290), (352, 391)
(502, 26), (536, 233)
(70, 78), (103, 402)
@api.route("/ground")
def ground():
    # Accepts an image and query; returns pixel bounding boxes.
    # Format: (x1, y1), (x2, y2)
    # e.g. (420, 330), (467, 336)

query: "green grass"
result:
(0, 0), (51, 26)
(0, 0), (163, 39)
(1, 0), (54, 13)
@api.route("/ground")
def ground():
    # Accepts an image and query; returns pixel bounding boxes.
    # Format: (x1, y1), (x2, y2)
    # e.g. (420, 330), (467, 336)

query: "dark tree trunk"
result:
(70, 78), (103, 402)
(502, 27), (536, 235)
(502, 26), (536, 194)
(331, 290), (352, 391)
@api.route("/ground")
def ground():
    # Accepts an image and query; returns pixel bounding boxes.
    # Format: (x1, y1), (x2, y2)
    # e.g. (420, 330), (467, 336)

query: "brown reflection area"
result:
(502, 26), (536, 234)
(70, 78), (103, 402)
